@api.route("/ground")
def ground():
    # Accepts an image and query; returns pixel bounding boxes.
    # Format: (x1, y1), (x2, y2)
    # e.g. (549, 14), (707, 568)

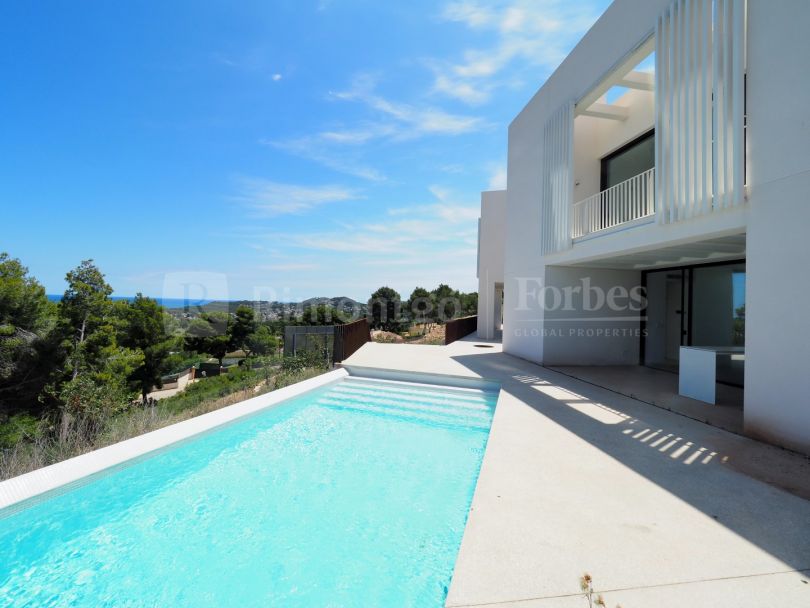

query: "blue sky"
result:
(1, 0), (609, 302)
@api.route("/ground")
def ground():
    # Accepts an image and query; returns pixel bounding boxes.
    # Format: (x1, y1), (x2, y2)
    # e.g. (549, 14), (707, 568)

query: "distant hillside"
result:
(166, 297), (367, 319)
(301, 296), (366, 310)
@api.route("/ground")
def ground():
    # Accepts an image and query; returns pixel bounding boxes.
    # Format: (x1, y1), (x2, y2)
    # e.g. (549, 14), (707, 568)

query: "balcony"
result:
(571, 167), (655, 239)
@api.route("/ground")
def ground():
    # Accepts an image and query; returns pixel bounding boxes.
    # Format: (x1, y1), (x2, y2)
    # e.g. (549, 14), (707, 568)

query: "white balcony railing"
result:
(571, 167), (656, 239)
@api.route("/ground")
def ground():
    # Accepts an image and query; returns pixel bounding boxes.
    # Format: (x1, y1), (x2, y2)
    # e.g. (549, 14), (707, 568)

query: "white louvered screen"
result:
(655, 0), (746, 223)
(540, 101), (574, 255)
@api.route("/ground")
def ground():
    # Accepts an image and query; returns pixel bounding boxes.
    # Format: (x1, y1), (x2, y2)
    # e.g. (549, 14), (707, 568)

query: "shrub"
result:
(0, 413), (43, 449)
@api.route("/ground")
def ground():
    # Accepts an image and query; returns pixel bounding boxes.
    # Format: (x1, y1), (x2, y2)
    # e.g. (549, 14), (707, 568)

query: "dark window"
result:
(600, 129), (655, 191)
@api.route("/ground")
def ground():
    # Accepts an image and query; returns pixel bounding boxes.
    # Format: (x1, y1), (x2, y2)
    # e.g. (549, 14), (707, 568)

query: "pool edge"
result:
(0, 368), (349, 512)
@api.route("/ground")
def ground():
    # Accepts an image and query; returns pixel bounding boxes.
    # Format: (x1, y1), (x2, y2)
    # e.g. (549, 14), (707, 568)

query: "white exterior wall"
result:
(505, 0), (678, 364)
(542, 266), (642, 365)
(743, 0), (810, 454)
(502, 0), (810, 454)
(476, 190), (507, 340)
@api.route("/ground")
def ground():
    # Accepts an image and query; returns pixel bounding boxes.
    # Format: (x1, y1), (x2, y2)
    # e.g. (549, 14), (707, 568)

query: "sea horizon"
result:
(46, 294), (214, 308)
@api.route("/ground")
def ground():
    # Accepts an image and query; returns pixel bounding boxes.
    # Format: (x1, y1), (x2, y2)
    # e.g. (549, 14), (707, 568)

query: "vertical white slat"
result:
(624, 180), (628, 223)
(669, 0), (677, 223)
(631, 177), (634, 221)
(691, 0), (701, 219)
(701, 0), (712, 215)
(566, 101), (573, 243)
(717, 0), (726, 208)
(679, 0), (688, 221)
(683, 0), (693, 219)
(549, 107), (560, 245)
(680, 0), (689, 221)
(548, 109), (555, 249)
(554, 109), (559, 244)
(541, 117), (548, 253)
(731, 0), (745, 205)
(659, 8), (668, 224)
(692, 0), (702, 216)
(667, 0), (678, 222)
(657, 12), (666, 223)
(723, 0), (733, 208)
(655, 16), (663, 222)
(612, 182), (617, 227)
(540, 102), (573, 253)
(665, 5), (676, 222)
(712, 0), (722, 209)
(554, 108), (560, 244)
(555, 107), (561, 242)
(596, 191), (601, 232)
(543, 112), (548, 252)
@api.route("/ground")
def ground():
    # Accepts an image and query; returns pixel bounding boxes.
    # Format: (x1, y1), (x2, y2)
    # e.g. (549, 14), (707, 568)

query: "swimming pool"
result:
(0, 374), (498, 607)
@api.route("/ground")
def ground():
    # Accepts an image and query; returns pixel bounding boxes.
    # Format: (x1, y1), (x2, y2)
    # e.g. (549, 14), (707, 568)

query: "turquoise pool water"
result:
(0, 376), (497, 607)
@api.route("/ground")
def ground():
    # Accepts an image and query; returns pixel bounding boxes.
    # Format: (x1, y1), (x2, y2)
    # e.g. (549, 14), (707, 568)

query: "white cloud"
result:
(330, 73), (486, 138)
(388, 185), (480, 224)
(272, 73), (282, 81)
(232, 178), (359, 216)
(261, 262), (319, 271)
(269, 74), (486, 180)
(440, 2), (497, 28)
(266, 187), (480, 257)
(264, 135), (387, 182)
(432, 0), (603, 105)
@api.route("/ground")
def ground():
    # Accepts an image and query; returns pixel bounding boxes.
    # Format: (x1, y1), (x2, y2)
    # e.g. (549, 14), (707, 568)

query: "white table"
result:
(679, 346), (745, 404)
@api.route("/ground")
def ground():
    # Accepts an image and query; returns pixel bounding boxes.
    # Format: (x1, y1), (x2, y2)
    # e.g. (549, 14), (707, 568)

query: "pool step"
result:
(330, 383), (492, 412)
(316, 392), (491, 421)
(342, 378), (495, 402)
(315, 392), (492, 430)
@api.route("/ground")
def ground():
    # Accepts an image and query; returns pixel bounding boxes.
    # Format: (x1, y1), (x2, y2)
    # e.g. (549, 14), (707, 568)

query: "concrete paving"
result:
(549, 364), (744, 435)
(343, 339), (810, 607)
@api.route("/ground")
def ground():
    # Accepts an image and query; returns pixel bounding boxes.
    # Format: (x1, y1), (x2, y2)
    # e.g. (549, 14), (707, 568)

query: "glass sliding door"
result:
(642, 260), (745, 384)
(643, 268), (687, 372)
(600, 129), (655, 190)
(689, 262), (745, 386)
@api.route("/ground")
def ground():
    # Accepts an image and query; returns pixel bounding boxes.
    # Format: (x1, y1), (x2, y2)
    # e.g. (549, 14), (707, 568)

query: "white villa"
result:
(477, 0), (810, 456)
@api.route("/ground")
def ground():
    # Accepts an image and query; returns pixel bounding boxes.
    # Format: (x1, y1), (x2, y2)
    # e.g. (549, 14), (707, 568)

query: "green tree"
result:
(48, 261), (139, 439)
(368, 286), (401, 331)
(228, 305), (258, 354)
(119, 294), (174, 403)
(0, 253), (56, 413)
(460, 291), (478, 316)
(300, 305), (343, 326)
(58, 260), (115, 381)
(246, 325), (280, 356)
(407, 287), (433, 332)
(184, 312), (230, 365)
(431, 284), (460, 322)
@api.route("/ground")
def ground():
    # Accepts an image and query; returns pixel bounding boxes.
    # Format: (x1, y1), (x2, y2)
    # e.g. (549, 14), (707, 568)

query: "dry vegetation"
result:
(370, 324), (446, 346)
(0, 367), (324, 481)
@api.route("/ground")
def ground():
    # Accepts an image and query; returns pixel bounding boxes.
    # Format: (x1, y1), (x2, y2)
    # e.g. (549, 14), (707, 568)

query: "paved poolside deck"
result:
(343, 338), (810, 607)
(549, 364), (744, 435)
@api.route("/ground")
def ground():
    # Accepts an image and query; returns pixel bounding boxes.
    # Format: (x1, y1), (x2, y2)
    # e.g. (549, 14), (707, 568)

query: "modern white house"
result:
(476, 190), (506, 340)
(477, 0), (810, 455)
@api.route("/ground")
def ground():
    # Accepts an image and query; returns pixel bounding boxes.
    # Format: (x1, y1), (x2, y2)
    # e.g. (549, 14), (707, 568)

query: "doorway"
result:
(641, 259), (745, 384)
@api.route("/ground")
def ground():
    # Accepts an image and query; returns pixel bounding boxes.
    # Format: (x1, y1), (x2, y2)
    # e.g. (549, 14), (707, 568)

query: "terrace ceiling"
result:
(569, 234), (746, 270)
